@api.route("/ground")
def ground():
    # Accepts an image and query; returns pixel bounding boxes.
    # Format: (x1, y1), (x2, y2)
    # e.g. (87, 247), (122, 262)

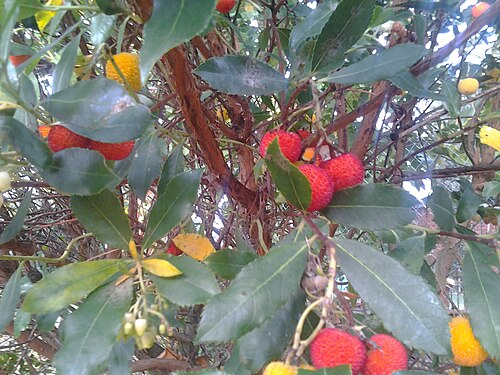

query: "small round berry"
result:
(321, 153), (364, 191)
(471, 2), (490, 18)
(362, 334), (408, 375)
(458, 78), (480, 95)
(298, 164), (334, 212)
(216, 0), (236, 13)
(260, 130), (302, 163)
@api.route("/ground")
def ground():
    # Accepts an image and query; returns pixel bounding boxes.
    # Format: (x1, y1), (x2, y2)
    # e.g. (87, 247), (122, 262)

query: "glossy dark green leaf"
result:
(224, 351), (252, 375)
(440, 80), (461, 117)
(140, 0), (216, 81)
(456, 182), (482, 223)
(390, 71), (444, 101)
(289, 0), (337, 50)
(196, 240), (308, 343)
(52, 34), (80, 93)
(312, 0), (375, 72)
(42, 78), (151, 142)
(0, 264), (23, 333)
(482, 181), (500, 198)
(143, 169), (202, 249)
(429, 186), (455, 232)
(463, 242), (500, 358)
(71, 189), (132, 250)
(335, 239), (450, 355)
(41, 148), (120, 196)
(0, 116), (53, 168)
(108, 339), (134, 375)
(389, 235), (426, 274)
(298, 366), (352, 375)
(236, 291), (305, 372)
(325, 45), (427, 84)
(36, 310), (60, 332)
(265, 139), (311, 210)
(128, 131), (165, 199)
(194, 56), (289, 96)
(95, 0), (128, 15)
(22, 260), (125, 313)
(0, 190), (31, 244)
(324, 184), (418, 230)
(205, 249), (258, 280)
(0, 0), (41, 23)
(158, 143), (185, 193)
(152, 256), (220, 306)
(53, 279), (133, 375)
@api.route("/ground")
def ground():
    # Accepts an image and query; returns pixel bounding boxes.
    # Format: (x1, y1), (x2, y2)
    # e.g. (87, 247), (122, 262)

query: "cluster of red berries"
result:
(46, 125), (135, 161)
(260, 130), (365, 212)
(309, 328), (408, 375)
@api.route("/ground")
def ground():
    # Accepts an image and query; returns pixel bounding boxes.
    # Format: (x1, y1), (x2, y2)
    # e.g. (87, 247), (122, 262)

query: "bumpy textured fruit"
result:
(309, 328), (367, 375)
(260, 130), (302, 162)
(458, 78), (479, 95)
(38, 125), (51, 138)
(47, 125), (90, 152)
(0, 171), (11, 191)
(479, 126), (500, 151)
(298, 164), (334, 212)
(216, 0), (236, 13)
(88, 140), (135, 160)
(362, 334), (408, 375)
(321, 153), (364, 191)
(263, 361), (298, 375)
(471, 2), (490, 18)
(166, 242), (183, 256)
(449, 316), (488, 367)
(105, 52), (141, 91)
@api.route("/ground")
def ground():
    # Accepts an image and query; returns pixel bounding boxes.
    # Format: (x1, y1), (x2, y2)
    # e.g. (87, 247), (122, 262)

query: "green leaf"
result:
(395, 372), (442, 375)
(22, 260), (125, 313)
(0, 116), (53, 168)
(440, 80), (461, 117)
(482, 180), (500, 198)
(152, 256), (220, 306)
(289, 0), (337, 50)
(143, 169), (202, 249)
(108, 339), (134, 375)
(0, 264), (23, 333)
(52, 34), (80, 93)
(41, 148), (120, 195)
(13, 309), (31, 337)
(36, 310), (60, 332)
(0, 190), (32, 244)
(389, 235), (426, 274)
(236, 291), (305, 372)
(158, 143), (185, 193)
(335, 239), (450, 355)
(71, 189), (132, 250)
(53, 279), (133, 375)
(429, 186), (455, 232)
(298, 366), (352, 375)
(325, 45), (427, 84)
(196, 240), (308, 343)
(265, 139), (311, 210)
(95, 0), (129, 15)
(205, 249), (258, 280)
(173, 371), (228, 375)
(140, 0), (216, 81)
(312, 0), (375, 72)
(456, 182), (482, 223)
(194, 56), (289, 96)
(128, 131), (165, 199)
(463, 242), (500, 358)
(390, 71), (445, 101)
(42, 78), (151, 143)
(324, 184), (418, 230)
(90, 14), (117, 47)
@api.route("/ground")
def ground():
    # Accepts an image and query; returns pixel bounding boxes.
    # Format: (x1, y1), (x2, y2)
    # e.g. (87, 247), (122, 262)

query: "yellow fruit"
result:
(479, 126), (500, 151)
(449, 316), (488, 367)
(263, 361), (298, 375)
(457, 78), (479, 95)
(106, 52), (142, 91)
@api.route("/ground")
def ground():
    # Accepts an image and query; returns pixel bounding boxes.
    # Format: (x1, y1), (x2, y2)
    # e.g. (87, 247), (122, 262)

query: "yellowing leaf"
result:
(143, 259), (182, 278)
(129, 239), (138, 260)
(479, 126), (500, 151)
(35, 0), (64, 33)
(173, 234), (215, 261)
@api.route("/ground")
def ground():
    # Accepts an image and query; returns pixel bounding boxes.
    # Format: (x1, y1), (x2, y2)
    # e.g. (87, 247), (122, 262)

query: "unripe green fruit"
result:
(134, 318), (148, 336)
(0, 171), (11, 191)
(123, 322), (133, 335)
(159, 323), (166, 335)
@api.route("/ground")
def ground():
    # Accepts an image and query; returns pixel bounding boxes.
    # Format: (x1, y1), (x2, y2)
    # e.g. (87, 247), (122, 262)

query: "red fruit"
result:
(362, 334), (408, 375)
(166, 242), (183, 256)
(471, 2), (490, 18)
(88, 140), (135, 160)
(260, 130), (302, 163)
(310, 328), (367, 375)
(47, 125), (90, 152)
(298, 165), (334, 212)
(320, 153), (364, 191)
(216, 0), (236, 13)
(9, 55), (30, 67)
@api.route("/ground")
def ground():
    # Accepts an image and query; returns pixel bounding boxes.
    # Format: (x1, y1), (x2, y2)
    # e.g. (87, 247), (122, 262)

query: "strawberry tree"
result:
(0, 1), (499, 374)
